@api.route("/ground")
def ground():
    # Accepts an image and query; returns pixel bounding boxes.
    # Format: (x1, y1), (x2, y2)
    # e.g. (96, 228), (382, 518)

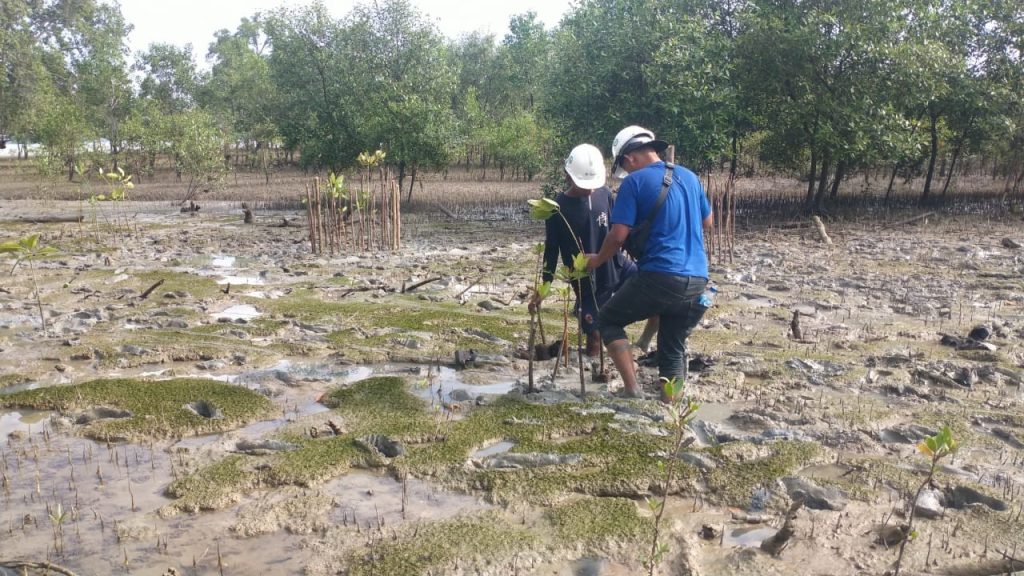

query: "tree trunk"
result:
(806, 149), (817, 205)
(406, 163), (417, 203)
(397, 160), (406, 194)
(728, 132), (738, 178)
(920, 111), (939, 203)
(829, 160), (846, 198)
(885, 164), (899, 201)
(941, 140), (963, 196)
(812, 152), (831, 210)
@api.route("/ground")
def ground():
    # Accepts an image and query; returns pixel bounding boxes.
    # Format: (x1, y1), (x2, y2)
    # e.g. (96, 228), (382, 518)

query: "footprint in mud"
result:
(184, 400), (223, 419)
(75, 406), (133, 424)
(357, 434), (405, 458)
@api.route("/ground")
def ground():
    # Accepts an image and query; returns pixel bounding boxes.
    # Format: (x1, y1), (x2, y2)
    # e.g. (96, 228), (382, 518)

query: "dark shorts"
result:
(577, 259), (638, 333)
(596, 271), (708, 380)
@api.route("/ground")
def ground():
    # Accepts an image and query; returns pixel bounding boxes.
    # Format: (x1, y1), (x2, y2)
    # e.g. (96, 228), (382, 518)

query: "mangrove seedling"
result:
(527, 197), (605, 392)
(90, 167), (136, 240)
(527, 243), (551, 392)
(48, 501), (68, 555)
(551, 284), (573, 382)
(892, 425), (959, 576)
(560, 252), (591, 396)
(1, 234), (58, 335)
(645, 377), (699, 575)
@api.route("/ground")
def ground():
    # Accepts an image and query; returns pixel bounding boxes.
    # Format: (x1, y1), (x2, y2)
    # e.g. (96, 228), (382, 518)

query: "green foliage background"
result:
(1, 0), (1022, 204)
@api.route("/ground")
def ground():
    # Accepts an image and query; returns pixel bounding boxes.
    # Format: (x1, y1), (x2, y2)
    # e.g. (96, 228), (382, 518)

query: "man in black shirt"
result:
(532, 144), (637, 357)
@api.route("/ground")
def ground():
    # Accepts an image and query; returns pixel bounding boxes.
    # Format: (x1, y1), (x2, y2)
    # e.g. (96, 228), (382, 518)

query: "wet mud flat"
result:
(1, 201), (1023, 575)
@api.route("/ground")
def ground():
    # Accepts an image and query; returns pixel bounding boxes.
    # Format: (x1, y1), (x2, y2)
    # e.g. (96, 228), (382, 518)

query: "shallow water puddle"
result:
(414, 367), (517, 405)
(173, 400), (330, 451)
(211, 254), (237, 268)
(217, 275), (265, 286)
(799, 463), (854, 482)
(1, 415), (315, 574)
(471, 441), (515, 459)
(212, 303), (261, 322)
(722, 526), (777, 547)
(223, 361), (373, 388)
(242, 289), (287, 299)
(0, 408), (48, 437)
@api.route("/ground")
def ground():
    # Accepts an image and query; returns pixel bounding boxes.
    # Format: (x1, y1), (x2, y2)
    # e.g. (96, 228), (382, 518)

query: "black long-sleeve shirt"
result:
(542, 186), (625, 299)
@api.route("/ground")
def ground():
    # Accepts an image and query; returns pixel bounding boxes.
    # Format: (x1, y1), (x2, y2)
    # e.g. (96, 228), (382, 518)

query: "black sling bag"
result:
(622, 162), (674, 262)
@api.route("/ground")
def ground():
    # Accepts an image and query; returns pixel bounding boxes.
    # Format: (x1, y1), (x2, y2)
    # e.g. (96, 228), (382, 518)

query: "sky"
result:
(119, 0), (575, 63)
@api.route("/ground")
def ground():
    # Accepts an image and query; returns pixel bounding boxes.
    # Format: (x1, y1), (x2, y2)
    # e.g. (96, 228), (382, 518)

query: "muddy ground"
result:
(1, 199), (1023, 576)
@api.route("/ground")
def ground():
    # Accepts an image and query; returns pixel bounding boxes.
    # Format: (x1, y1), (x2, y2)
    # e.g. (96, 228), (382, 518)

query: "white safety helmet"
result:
(564, 143), (606, 189)
(610, 125), (669, 178)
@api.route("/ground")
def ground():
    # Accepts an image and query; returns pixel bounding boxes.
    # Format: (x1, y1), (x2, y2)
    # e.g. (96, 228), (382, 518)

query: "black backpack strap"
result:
(639, 162), (674, 228)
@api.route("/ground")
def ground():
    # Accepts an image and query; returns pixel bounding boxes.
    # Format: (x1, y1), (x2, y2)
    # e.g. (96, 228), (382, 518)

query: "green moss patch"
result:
(0, 378), (273, 440)
(164, 455), (259, 513)
(346, 512), (538, 576)
(267, 291), (525, 354)
(0, 373), (31, 389)
(190, 319), (290, 338)
(547, 497), (652, 548)
(134, 270), (220, 300)
(705, 441), (821, 507)
(170, 379), (689, 510)
(265, 377), (436, 486)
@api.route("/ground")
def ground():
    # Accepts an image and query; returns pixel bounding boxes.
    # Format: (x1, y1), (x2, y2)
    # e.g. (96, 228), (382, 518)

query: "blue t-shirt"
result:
(611, 161), (710, 278)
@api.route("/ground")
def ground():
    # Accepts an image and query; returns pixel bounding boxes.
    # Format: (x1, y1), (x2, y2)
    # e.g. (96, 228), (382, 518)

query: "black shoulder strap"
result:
(639, 162), (674, 228)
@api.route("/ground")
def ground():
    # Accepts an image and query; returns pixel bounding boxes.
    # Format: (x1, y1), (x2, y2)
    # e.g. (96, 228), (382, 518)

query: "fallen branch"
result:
(433, 203), (458, 219)
(760, 498), (804, 556)
(456, 274), (486, 300)
(402, 276), (442, 294)
(811, 215), (833, 246)
(772, 221), (811, 230)
(0, 560), (80, 576)
(138, 278), (165, 300)
(340, 285), (396, 299)
(13, 215), (84, 224)
(903, 556), (1024, 576)
(883, 211), (937, 229)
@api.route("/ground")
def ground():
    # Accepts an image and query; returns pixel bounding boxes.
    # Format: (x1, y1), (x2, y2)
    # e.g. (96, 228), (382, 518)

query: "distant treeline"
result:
(1, 0), (1021, 205)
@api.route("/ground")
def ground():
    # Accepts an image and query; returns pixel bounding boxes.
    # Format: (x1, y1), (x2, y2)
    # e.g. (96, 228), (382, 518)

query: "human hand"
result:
(585, 254), (600, 273)
(528, 292), (543, 313)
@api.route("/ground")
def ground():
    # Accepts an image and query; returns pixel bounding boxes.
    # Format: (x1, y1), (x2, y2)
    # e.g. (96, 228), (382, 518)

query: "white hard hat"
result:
(610, 125), (668, 178)
(564, 143), (606, 189)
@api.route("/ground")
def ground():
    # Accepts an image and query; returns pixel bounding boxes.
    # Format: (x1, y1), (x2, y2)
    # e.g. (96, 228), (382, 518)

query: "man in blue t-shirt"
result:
(586, 125), (712, 401)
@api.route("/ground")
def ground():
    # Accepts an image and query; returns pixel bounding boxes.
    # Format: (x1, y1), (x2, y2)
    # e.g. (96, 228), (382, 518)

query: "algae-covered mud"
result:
(1, 201), (1024, 575)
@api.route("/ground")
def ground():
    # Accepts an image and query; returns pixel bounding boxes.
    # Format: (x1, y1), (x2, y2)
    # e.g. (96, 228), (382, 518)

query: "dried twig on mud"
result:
(401, 276), (442, 293)
(340, 285), (396, 298)
(882, 211), (937, 229)
(0, 561), (80, 576)
(12, 215), (84, 224)
(456, 273), (486, 300)
(139, 278), (165, 299)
